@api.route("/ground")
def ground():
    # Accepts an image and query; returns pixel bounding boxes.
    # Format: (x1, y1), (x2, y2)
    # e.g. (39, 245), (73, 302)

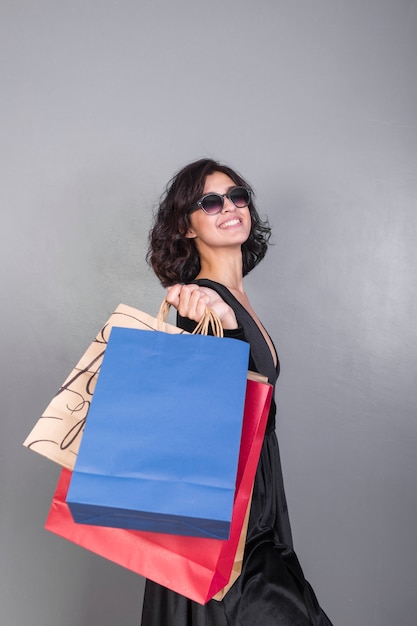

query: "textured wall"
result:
(2, 1), (416, 624)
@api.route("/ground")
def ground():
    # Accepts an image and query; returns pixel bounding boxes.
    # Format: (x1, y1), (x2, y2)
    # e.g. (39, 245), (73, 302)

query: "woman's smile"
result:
(219, 217), (243, 229)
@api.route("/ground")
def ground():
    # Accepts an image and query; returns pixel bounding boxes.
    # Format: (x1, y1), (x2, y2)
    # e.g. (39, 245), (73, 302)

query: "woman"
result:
(141, 158), (332, 626)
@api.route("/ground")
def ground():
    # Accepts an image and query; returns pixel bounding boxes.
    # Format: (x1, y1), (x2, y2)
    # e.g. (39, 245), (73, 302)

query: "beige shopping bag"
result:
(23, 300), (264, 474)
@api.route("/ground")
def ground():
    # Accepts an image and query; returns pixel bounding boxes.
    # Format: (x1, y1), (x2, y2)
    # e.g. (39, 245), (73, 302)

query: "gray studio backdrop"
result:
(1, 1), (416, 625)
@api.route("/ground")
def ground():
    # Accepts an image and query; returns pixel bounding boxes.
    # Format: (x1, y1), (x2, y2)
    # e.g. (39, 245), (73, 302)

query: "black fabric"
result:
(141, 280), (333, 626)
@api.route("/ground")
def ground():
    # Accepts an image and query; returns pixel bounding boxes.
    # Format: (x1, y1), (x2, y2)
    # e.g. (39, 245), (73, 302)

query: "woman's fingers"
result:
(166, 284), (182, 308)
(166, 284), (210, 321)
(178, 285), (209, 320)
(165, 284), (238, 329)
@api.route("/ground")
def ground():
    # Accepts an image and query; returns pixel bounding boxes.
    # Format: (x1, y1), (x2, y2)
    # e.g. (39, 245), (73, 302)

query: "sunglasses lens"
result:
(229, 187), (250, 207)
(200, 194), (224, 214)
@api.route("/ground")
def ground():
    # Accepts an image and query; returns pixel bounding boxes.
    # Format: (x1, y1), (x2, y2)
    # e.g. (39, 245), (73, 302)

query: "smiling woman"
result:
(142, 158), (333, 626)
(147, 159), (271, 288)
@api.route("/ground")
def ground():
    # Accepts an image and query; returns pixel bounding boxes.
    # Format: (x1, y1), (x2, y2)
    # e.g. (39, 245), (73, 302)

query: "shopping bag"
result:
(23, 302), (219, 470)
(45, 378), (273, 604)
(66, 325), (250, 539)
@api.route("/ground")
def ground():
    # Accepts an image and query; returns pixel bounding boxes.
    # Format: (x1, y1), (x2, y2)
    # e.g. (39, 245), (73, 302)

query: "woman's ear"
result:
(185, 228), (197, 239)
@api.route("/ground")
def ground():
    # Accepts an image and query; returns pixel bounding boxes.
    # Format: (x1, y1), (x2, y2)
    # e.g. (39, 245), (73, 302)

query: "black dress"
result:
(141, 280), (333, 626)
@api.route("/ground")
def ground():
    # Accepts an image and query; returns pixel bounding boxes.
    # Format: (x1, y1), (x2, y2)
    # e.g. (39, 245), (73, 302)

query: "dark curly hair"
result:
(147, 158), (271, 287)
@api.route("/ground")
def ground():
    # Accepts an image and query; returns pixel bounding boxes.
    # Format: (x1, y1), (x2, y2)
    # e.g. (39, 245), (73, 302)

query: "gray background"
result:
(1, 1), (416, 625)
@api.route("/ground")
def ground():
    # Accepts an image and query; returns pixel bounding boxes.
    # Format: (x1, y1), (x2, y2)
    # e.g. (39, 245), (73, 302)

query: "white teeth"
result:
(220, 219), (240, 228)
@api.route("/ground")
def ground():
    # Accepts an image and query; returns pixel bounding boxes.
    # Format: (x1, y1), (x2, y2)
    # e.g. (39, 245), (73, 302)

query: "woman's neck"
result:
(196, 259), (244, 294)
(193, 241), (246, 291)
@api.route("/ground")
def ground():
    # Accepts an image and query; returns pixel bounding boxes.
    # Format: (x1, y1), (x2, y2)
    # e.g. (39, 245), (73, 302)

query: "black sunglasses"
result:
(190, 186), (251, 216)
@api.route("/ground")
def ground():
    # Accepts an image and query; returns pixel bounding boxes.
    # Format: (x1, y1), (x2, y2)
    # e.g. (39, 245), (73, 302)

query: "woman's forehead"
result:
(202, 171), (236, 195)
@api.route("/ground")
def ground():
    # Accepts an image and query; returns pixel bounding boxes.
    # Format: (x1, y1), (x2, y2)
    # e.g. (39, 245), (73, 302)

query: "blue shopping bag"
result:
(66, 325), (250, 540)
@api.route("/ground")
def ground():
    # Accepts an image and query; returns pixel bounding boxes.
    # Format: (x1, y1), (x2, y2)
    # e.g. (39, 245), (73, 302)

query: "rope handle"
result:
(157, 300), (224, 338)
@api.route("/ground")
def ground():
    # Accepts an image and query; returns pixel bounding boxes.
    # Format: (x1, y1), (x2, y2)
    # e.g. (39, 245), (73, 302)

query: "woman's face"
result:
(185, 171), (251, 251)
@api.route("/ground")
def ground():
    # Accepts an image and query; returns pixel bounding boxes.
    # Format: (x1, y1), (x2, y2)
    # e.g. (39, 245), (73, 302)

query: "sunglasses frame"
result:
(190, 186), (252, 215)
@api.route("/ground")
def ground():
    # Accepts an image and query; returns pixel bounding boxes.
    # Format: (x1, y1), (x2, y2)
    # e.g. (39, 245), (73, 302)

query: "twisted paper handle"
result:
(157, 300), (224, 338)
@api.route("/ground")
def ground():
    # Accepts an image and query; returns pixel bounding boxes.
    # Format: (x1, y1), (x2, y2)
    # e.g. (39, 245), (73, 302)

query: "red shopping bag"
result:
(45, 378), (272, 604)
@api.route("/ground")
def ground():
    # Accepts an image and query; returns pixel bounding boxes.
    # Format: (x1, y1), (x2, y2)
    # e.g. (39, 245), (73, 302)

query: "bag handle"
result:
(157, 300), (224, 338)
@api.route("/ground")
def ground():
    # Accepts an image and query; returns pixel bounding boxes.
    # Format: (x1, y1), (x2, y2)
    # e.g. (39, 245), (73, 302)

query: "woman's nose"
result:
(221, 196), (236, 213)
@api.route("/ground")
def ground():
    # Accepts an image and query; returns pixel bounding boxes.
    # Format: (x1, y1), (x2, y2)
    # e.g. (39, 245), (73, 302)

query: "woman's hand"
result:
(166, 284), (238, 330)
